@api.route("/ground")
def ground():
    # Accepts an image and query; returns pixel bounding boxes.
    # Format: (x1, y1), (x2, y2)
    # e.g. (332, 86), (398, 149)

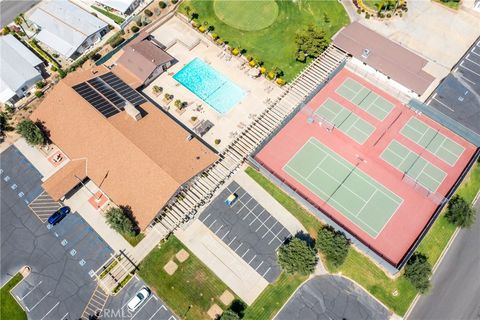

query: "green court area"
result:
(284, 138), (402, 238)
(335, 78), (394, 121)
(381, 140), (447, 193)
(400, 117), (465, 166)
(315, 99), (376, 144)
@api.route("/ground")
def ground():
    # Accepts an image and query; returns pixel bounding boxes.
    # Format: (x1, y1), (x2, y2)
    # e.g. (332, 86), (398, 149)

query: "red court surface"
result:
(255, 68), (477, 266)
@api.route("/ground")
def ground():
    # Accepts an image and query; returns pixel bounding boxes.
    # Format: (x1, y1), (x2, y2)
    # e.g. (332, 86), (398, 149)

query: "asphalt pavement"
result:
(275, 275), (391, 320)
(0, 0), (39, 27)
(408, 198), (480, 320)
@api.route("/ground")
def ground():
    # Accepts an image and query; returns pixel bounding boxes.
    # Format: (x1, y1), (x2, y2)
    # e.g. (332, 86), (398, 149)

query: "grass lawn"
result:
(91, 6), (125, 24)
(1, 273), (27, 320)
(138, 236), (238, 320)
(179, 0), (349, 81)
(432, 0), (461, 9)
(243, 272), (307, 320)
(123, 232), (145, 247)
(245, 162), (480, 316)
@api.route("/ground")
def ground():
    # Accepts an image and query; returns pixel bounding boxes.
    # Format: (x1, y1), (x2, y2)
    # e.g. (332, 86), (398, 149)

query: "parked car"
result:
(127, 287), (151, 312)
(225, 193), (238, 206)
(47, 206), (71, 225)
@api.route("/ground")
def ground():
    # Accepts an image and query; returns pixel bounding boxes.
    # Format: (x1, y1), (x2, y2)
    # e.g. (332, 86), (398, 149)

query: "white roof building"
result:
(28, 0), (108, 59)
(96, 0), (141, 14)
(0, 34), (43, 104)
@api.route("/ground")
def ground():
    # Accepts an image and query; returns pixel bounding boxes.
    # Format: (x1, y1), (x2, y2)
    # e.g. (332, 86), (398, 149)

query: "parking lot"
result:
(1, 145), (112, 319)
(104, 276), (176, 320)
(426, 38), (480, 138)
(199, 181), (291, 283)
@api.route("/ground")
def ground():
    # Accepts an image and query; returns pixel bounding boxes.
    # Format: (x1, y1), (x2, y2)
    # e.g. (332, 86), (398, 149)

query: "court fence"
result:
(408, 99), (480, 147)
(402, 174), (447, 205)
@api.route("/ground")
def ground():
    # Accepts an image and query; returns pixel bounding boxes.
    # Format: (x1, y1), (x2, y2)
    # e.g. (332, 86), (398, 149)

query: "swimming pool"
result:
(173, 58), (246, 114)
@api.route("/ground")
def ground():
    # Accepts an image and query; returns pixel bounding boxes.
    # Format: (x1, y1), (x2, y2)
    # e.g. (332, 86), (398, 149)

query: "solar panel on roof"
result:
(99, 72), (147, 106)
(73, 83), (120, 118)
(87, 77), (126, 110)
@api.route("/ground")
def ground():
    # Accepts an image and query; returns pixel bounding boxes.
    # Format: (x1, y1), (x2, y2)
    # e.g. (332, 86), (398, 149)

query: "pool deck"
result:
(144, 16), (282, 151)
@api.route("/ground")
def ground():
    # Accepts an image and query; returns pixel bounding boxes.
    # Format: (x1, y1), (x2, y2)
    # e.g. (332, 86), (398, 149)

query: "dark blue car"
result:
(48, 206), (71, 225)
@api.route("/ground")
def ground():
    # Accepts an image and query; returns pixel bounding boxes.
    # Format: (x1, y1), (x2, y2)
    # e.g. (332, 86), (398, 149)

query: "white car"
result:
(127, 287), (151, 312)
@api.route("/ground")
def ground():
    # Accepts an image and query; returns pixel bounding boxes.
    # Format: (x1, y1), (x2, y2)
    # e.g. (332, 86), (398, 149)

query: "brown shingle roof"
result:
(116, 38), (174, 85)
(42, 159), (87, 201)
(333, 22), (435, 95)
(32, 66), (217, 230)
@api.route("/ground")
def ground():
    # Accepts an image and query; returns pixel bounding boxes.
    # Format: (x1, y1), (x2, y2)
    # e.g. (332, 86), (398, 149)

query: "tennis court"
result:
(381, 140), (447, 193)
(283, 138), (402, 238)
(335, 78), (394, 121)
(401, 117), (465, 166)
(315, 99), (375, 144)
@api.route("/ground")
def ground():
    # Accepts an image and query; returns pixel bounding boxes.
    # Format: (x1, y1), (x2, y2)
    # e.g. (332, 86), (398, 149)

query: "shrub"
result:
(131, 25), (139, 33)
(220, 310), (240, 320)
(164, 93), (173, 100)
(445, 195), (476, 228)
(50, 66), (57, 72)
(295, 25), (329, 59)
(36, 81), (46, 89)
(278, 237), (317, 275)
(207, 25), (215, 32)
(1, 26), (10, 35)
(404, 253), (432, 293)
(296, 51), (306, 62)
(365, 12), (371, 19)
(316, 225), (350, 267)
(191, 116), (198, 122)
(58, 69), (67, 78)
(210, 32), (218, 40)
(357, 8), (362, 14)
(171, 0), (178, 4)
(248, 60), (257, 67)
(267, 70), (276, 80)
(105, 207), (135, 236)
(386, 13), (392, 18)
(276, 78), (286, 86)
(52, 53), (59, 58)
(174, 99), (182, 108)
(136, 19), (142, 27)
(34, 91), (44, 98)
(144, 9), (153, 16)
(152, 85), (163, 94)
(110, 37), (125, 48)
(16, 120), (44, 145)
(159, 1), (167, 8)
(214, 139), (221, 145)
(198, 25), (206, 33)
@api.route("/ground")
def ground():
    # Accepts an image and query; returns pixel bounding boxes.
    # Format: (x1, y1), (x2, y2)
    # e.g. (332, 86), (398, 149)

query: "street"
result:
(408, 198), (480, 320)
(0, 0), (39, 27)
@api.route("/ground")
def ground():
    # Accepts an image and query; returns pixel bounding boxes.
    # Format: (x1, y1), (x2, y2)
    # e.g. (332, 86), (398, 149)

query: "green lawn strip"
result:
(123, 232), (145, 247)
(179, 0), (349, 81)
(91, 6), (125, 24)
(100, 259), (119, 279)
(243, 272), (307, 320)
(432, 0), (460, 9)
(1, 273), (27, 320)
(417, 162), (480, 266)
(138, 236), (238, 320)
(113, 273), (133, 294)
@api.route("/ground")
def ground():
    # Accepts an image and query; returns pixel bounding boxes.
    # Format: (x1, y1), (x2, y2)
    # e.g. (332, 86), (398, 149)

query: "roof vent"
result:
(186, 134), (194, 141)
(362, 48), (370, 59)
(124, 102), (142, 121)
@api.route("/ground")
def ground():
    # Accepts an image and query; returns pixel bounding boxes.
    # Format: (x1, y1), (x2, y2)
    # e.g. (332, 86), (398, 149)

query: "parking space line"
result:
(234, 242), (243, 252)
(18, 281), (42, 300)
(221, 230), (230, 240)
(248, 255), (257, 264)
(228, 236), (237, 246)
(262, 267), (271, 278)
(60, 312), (69, 320)
(40, 301), (59, 320)
(215, 225), (223, 234)
(460, 62), (480, 78)
(466, 55), (480, 67)
(201, 213), (211, 223)
(148, 305), (166, 320)
(26, 290), (50, 312)
(432, 97), (454, 112)
(130, 296), (154, 320)
(208, 219), (217, 229)
(255, 261), (264, 271)
(241, 248), (250, 258)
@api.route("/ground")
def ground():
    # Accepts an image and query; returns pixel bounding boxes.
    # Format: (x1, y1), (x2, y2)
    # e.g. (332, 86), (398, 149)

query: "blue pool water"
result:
(173, 58), (246, 114)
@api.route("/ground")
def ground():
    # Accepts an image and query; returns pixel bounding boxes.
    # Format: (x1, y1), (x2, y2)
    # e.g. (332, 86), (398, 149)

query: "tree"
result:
(14, 15), (26, 34)
(316, 226), (350, 267)
(295, 25), (329, 60)
(16, 120), (44, 145)
(404, 253), (432, 293)
(445, 195), (476, 228)
(278, 237), (317, 275)
(105, 207), (135, 236)
(220, 310), (240, 320)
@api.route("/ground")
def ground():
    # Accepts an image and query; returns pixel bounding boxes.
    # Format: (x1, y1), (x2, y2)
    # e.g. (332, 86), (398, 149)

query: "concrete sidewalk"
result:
(13, 138), (63, 180)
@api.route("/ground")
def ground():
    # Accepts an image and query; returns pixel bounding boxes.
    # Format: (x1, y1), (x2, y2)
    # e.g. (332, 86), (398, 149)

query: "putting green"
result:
(213, 0), (279, 31)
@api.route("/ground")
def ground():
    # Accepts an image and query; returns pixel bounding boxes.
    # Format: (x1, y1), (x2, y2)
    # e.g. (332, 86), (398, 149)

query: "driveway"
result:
(103, 276), (177, 320)
(1, 145), (112, 319)
(408, 198), (480, 320)
(275, 275), (391, 320)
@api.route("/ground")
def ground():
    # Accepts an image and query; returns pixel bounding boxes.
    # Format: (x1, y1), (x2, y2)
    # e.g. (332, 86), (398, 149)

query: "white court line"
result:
(130, 296), (154, 320)
(40, 301), (59, 320)
(26, 290), (51, 312)
(18, 281), (42, 300)
(148, 305), (167, 320)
